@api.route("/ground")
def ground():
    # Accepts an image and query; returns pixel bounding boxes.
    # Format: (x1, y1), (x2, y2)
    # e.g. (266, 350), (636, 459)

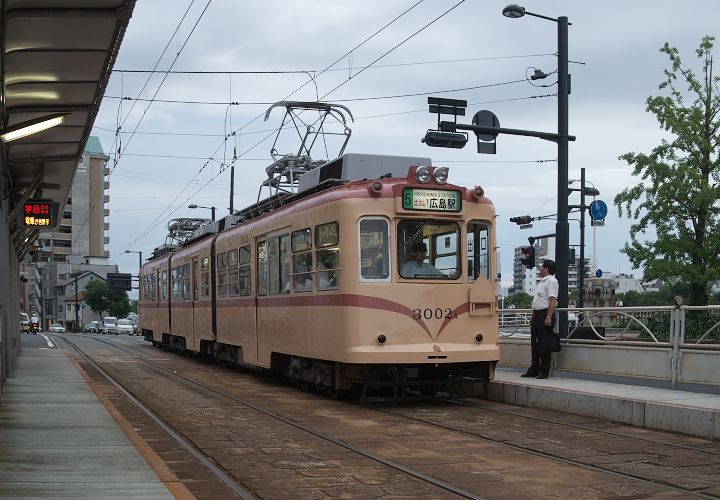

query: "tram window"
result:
(182, 263), (190, 299)
(161, 271), (167, 301)
(316, 248), (339, 290)
(201, 257), (209, 271)
(257, 240), (268, 296)
(239, 245), (250, 265)
(269, 237), (280, 293)
(468, 221), (490, 282)
(292, 228), (312, 252)
(227, 268), (239, 296)
(239, 245), (251, 296)
(217, 252), (227, 297)
(359, 218), (390, 281)
(280, 235), (290, 292)
(292, 253), (313, 292)
(239, 265), (251, 296)
(202, 270), (210, 297)
(227, 249), (238, 267)
(397, 220), (460, 279)
(171, 267), (179, 299)
(316, 222), (339, 248)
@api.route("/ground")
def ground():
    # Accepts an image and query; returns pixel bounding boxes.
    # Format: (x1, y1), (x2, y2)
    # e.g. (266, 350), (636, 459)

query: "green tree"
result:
(84, 279), (109, 318)
(614, 36), (720, 305)
(506, 292), (532, 309)
(83, 279), (131, 318)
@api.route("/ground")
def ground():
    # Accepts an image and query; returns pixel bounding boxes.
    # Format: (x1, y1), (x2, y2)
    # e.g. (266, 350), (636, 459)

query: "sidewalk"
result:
(490, 368), (720, 440)
(0, 335), (177, 499)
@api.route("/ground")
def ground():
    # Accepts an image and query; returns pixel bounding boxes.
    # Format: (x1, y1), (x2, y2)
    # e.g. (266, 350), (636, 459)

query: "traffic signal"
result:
(510, 215), (533, 225)
(520, 246), (535, 269)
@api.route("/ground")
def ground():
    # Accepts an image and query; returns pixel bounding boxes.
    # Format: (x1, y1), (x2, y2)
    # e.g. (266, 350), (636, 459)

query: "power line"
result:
(94, 94), (555, 138)
(111, 1), (428, 260)
(75, 1), (214, 255)
(320, 0), (467, 101)
(103, 78), (528, 106)
(110, 52), (556, 75)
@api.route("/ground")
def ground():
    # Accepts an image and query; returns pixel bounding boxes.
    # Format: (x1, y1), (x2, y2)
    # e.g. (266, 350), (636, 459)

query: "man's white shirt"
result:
(532, 275), (559, 310)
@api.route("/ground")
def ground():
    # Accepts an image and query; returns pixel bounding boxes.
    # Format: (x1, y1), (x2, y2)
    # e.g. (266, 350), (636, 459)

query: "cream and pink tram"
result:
(139, 153), (499, 395)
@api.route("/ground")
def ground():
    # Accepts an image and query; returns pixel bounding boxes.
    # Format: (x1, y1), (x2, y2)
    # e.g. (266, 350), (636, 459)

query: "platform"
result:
(490, 367), (720, 440)
(0, 334), (180, 499)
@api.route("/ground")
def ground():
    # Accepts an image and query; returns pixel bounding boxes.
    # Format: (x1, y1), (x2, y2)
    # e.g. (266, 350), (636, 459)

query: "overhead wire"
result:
(110, 52), (556, 75)
(102, 78), (529, 105)
(111, 0), (429, 258)
(72, 0), (209, 254)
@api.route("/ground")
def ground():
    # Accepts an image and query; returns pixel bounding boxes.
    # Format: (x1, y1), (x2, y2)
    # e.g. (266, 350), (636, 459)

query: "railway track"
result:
(369, 402), (720, 500)
(60, 335), (256, 500)
(60, 335), (483, 499)
(60, 334), (720, 499)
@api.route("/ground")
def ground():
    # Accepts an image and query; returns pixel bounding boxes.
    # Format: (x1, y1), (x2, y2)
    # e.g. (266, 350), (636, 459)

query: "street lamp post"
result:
(188, 204), (216, 221)
(569, 169), (600, 308)
(125, 250), (143, 287)
(503, 4), (571, 336)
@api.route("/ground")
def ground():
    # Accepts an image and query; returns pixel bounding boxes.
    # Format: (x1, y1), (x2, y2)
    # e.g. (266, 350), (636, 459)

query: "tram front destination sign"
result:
(402, 188), (462, 212)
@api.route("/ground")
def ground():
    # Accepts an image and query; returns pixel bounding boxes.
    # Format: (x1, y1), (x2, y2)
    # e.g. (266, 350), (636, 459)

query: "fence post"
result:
(670, 306), (683, 390)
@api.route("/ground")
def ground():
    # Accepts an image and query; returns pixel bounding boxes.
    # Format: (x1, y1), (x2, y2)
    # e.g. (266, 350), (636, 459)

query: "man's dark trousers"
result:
(527, 308), (554, 377)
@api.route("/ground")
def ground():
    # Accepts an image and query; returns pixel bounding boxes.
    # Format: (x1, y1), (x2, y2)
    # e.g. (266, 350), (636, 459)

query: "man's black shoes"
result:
(536, 374), (549, 379)
(520, 372), (537, 378)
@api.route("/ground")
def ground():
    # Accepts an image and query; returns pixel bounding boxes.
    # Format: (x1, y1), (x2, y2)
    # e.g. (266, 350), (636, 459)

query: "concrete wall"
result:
(0, 170), (21, 391)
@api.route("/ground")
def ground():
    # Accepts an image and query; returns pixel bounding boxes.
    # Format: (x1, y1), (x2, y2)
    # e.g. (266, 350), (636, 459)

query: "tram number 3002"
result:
(412, 308), (458, 320)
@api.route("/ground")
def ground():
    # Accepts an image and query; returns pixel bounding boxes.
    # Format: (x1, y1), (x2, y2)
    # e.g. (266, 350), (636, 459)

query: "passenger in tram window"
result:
(400, 242), (443, 278)
(284, 273), (313, 292)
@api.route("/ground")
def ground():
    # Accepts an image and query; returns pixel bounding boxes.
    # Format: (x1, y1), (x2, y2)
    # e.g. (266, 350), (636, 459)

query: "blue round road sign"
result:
(595, 269), (603, 278)
(590, 200), (608, 220)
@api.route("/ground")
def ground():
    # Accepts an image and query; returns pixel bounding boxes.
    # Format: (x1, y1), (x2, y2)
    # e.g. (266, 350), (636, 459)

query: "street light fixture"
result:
(188, 204), (216, 221)
(124, 250), (142, 273)
(503, 4), (571, 337)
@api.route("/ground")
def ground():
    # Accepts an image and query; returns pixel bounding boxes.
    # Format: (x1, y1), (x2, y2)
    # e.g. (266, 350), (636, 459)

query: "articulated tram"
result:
(139, 152), (499, 396)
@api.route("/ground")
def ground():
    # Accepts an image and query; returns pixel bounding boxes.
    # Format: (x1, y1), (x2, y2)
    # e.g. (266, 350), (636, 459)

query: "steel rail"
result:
(59, 336), (257, 500)
(365, 403), (720, 500)
(444, 398), (720, 457)
(77, 335), (484, 500)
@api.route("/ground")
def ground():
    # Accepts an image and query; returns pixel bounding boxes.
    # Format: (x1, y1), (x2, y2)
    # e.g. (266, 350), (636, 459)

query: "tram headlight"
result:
(433, 167), (448, 184)
(377, 334), (387, 344)
(474, 332), (484, 343)
(471, 186), (485, 201)
(415, 166), (431, 184)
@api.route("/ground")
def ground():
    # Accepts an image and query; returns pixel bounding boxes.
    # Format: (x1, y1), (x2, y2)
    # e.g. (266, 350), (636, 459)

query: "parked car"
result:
(21, 313), (30, 333)
(116, 319), (134, 335)
(48, 324), (65, 333)
(83, 321), (99, 333)
(100, 316), (118, 335)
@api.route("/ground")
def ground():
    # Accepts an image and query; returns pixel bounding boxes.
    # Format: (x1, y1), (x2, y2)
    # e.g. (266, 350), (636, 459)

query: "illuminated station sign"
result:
(22, 200), (58, 227)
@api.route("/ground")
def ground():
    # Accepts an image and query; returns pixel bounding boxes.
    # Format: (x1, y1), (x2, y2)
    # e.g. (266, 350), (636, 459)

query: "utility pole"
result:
(579, 168), (586, 308)
(74, 273), (79, 332)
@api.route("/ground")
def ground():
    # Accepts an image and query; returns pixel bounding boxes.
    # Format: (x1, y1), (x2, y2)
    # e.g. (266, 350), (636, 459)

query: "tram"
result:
(138, 103), (499, 396)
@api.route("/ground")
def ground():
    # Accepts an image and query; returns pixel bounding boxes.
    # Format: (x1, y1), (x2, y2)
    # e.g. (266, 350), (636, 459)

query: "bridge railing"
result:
(497, 305), (720, 389)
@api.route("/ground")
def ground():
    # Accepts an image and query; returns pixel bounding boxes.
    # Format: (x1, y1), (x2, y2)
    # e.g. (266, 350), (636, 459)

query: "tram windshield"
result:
(397, 219), (460, 279)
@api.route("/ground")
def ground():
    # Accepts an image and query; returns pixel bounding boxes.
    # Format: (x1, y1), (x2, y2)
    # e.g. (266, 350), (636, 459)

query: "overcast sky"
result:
(92, 0), (718, 288)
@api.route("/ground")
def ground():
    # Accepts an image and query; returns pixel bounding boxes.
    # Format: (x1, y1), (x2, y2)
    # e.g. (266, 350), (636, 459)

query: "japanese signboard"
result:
(22, 199), (58, 227)
(402, 188), (462, 212)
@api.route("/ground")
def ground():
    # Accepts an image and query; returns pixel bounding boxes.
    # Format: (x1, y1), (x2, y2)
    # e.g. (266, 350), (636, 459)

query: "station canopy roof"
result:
(1, 0), (136, 235)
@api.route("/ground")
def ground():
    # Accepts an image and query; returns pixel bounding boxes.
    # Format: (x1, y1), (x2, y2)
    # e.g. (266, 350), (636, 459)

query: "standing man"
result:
(521, 259), (559, 379)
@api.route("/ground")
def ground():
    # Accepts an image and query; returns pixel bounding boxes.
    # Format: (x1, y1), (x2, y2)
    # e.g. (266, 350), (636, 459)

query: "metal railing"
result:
(498, 305), (720, 389)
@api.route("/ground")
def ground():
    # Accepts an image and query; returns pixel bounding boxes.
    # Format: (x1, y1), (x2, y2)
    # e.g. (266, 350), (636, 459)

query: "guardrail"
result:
(498, 305), (720, 389)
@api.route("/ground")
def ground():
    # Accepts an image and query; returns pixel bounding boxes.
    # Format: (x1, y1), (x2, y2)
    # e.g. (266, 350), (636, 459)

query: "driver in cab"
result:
(401, 242), (444, 278)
